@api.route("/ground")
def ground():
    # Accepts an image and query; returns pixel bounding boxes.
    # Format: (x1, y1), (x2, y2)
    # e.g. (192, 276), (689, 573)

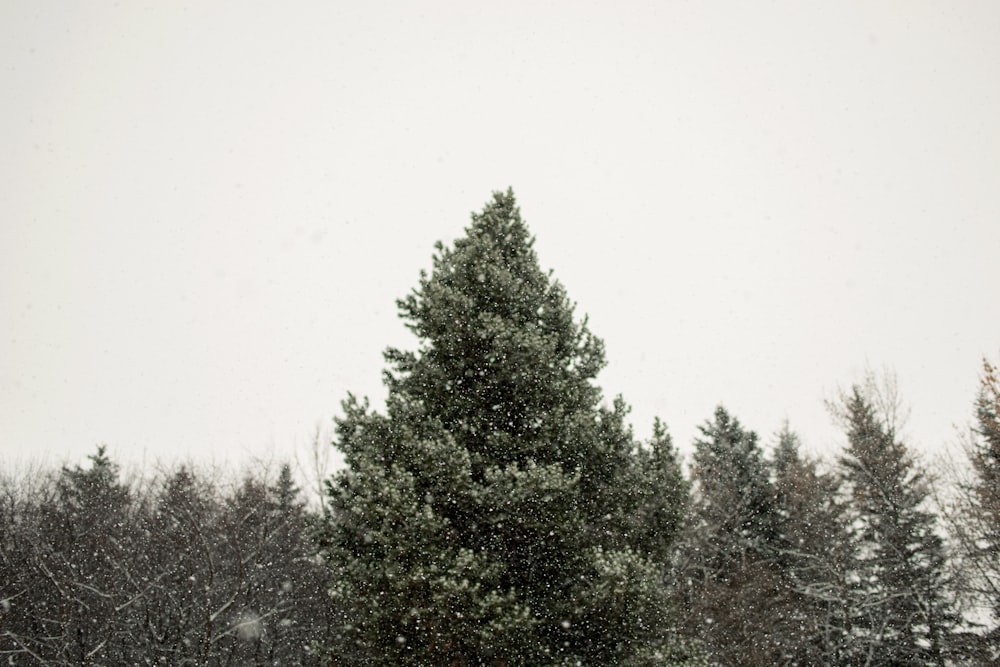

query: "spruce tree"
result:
(951, 358), (1000, 658)
(626, 418), (689, 565)
(25, 447), (137, 664)
(836, 384), (958, 666)
(972, 360), (1000, 509)
(680, 406), (789, 665)
(969, 359), (1000, 618)
(772, 423), (852, 665)
(318, 190), (699, 665)
(689, 407), (780, 567)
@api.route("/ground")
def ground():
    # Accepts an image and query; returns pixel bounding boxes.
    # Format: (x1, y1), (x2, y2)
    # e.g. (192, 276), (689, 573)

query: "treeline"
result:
(0, 455), (336, 664)
(678, 379), (966, 665)
(3, 190), (1000, 665)
(669, 361), (1000, 666)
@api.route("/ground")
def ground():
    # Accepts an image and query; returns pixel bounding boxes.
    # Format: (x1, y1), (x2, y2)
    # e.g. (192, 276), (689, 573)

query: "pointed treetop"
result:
(385, 188), (606, 467)
(773, 420), (803, 475)
(975, 358), (1000, 467)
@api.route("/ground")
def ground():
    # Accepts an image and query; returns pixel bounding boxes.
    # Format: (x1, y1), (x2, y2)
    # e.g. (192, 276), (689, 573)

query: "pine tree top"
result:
(383, 188), (606, 469)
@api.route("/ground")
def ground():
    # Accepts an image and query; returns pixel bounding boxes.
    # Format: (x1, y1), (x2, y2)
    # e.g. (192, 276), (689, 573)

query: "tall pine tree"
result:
(318, 190), (698, 665)
(835, 383), (958, 666)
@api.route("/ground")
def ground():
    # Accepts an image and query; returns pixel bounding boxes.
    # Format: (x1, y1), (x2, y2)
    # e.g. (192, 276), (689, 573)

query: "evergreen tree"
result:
(141, 465), (222, 660)
(680, 406), (789, 665)
(626, 418), (689, 565)
(19, 446), (138, 664)
(690, 407), (780, 568)
(969, 359), (1000, 618)
(951, 358), (1000, 658)
(972, 361), (1000, 509)
(836, 384), (958, 666)
(772, 423), (852, 665)
(318, 190), (700, 665)
(209, 465), (334, 665)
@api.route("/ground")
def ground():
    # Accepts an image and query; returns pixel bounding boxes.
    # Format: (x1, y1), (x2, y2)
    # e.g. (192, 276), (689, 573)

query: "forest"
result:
(2, 190), (999, 666)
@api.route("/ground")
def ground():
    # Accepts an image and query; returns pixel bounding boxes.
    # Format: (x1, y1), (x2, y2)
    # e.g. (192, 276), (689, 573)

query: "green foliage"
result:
(625, 418), (689, 563)
(384, 190), (605, 472)
(691, 406), (780, 568)
(837, 385), (959, 666)
(681, 407), (791, 665)
(772, 423), (853, 665)
(320, 189), (695, 664)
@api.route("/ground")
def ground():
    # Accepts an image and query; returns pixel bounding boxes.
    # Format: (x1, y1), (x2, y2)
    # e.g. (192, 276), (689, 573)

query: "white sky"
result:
(2, 1), (998, 475)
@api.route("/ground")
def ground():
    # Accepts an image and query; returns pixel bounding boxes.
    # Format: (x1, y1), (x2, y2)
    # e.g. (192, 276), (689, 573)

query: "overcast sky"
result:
(2, 1), (998, 475)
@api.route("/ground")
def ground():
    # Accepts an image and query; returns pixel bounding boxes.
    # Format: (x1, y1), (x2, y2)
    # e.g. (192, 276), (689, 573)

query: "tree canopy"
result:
(318, 189), (697, 665)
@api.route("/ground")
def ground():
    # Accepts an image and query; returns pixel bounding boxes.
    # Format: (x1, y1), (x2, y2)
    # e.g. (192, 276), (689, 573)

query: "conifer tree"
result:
(950, 358), (1000, 657)
(772, 423), (852, 665)
(318, 190), (699, 665)
(972, 361), (1000, 509)
(626, 418), (689, 565)
(142, 465), (221, 659)
(969, 360), (1000, 616)
(18, 446), (137, 663)
(690, 407), (780, 566)
(835, 383), (958, 666)
(680, 406), (789, 665)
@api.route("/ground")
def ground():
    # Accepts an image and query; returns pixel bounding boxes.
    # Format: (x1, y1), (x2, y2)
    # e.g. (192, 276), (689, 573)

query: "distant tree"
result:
(138, 464), (222, 661)
(968, 360), (1000, 620)
(317, 190), (701, 665)
(626, 418), (689, 565)
(0, 464), (61, 663)
(771, 423), (853, 665)
(0, 453), (333, 665)
(947, 357), (1000, 660)
(212, 464), (336, 665)
(689, 407), (780, 566)
(0, 446), (140, 664)
(136, 463), (334, 665)
(834, 379), (960, 665)
(679, 406), (791, 666)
